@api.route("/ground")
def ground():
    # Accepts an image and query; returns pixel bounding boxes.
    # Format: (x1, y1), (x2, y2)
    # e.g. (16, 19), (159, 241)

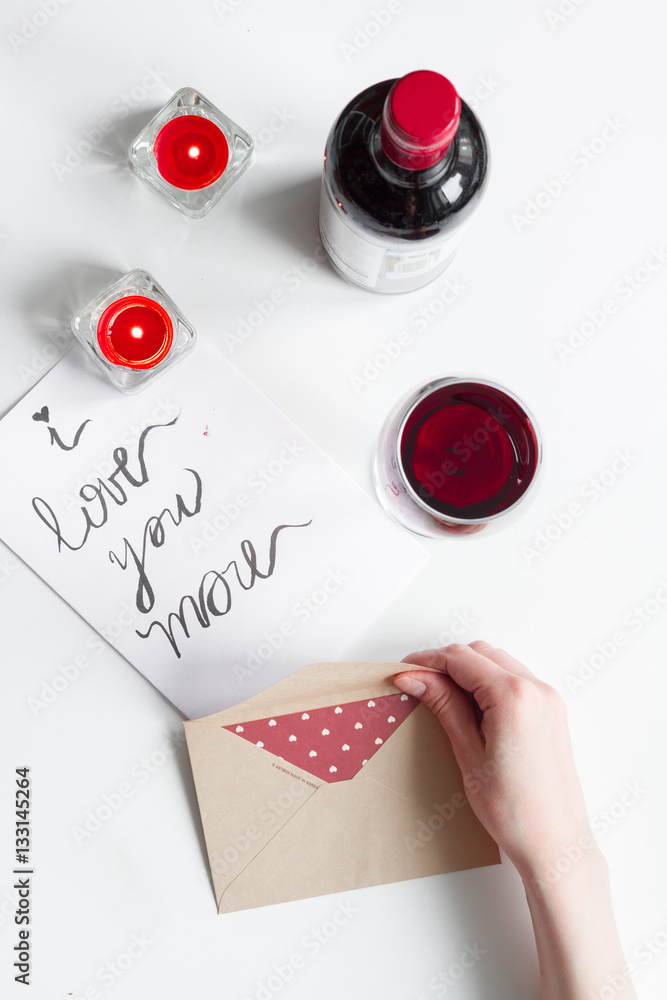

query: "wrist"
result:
(516, 837), (608, 899)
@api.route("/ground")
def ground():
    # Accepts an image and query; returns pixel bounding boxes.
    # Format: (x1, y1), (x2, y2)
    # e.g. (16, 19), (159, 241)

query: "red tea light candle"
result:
(96, 296), (173, 369)
(153, 115), (229, 190)
(129, 88), (254, 218)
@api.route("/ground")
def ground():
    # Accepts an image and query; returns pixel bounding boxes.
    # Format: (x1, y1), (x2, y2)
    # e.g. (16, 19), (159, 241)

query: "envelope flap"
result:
(196, 662), (404, 726)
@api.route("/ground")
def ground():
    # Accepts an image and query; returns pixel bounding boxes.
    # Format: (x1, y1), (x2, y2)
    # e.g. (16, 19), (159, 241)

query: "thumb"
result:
(394, 670), (485, 767)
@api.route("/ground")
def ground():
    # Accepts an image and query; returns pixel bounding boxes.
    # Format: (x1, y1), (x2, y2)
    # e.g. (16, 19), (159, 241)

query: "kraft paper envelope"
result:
(184, 662), (500, 913)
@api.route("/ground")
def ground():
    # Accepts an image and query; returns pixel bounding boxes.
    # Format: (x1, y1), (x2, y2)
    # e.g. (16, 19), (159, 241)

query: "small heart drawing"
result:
(334, 707), (342, 714)
(329, 766), (337, 773)
(256, 741), (264, 748)
(367, 700), (375, 707)
(235, 725), (244, 732)
(32, 406), (49, 423)
(387, 716), (396, 723)
(342, 744), (350, 751)
(309, 750), (317, 757)
(301, 713), (309, 720)
(375, 737), (383, 745)
(354, 722), (363, 730)
(289, 735), (297, 742)
(269, 719), (277, 726)
(321, 728), (330, 736)
(400, 694), (408, 701)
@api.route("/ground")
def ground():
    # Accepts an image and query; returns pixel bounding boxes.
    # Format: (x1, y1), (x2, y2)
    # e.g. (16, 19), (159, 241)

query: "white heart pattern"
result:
(224, 690), (419, 784)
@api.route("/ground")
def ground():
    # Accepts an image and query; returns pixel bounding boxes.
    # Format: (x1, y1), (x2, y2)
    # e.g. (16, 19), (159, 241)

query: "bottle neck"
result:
(370, 123), (455, 187)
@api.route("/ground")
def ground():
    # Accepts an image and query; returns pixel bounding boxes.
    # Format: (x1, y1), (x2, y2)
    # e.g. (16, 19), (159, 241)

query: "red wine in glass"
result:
(374, 378), (541, 537)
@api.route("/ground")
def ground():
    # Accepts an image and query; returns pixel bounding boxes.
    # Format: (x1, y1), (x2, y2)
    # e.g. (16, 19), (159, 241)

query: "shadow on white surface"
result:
(243, 175), (322, 257)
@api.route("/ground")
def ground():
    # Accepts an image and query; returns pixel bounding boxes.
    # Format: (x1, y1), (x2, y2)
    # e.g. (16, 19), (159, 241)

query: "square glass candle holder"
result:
(71, 269), (197, 393)
(128, 87), (254, 219)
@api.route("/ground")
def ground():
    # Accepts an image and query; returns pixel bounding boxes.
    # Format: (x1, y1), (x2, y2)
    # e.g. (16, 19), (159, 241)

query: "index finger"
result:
(401, 643), (530, 710)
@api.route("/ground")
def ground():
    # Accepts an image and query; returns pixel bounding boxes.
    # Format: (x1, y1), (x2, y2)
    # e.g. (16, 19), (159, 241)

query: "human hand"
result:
(394, 641), (598, 880)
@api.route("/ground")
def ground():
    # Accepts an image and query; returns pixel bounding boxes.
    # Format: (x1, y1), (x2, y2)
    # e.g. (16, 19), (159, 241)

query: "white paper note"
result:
(0, 341), (427, 718)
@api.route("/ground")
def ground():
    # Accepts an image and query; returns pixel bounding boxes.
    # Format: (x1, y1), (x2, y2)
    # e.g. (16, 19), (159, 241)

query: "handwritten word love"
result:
(31, 417), (178, 551)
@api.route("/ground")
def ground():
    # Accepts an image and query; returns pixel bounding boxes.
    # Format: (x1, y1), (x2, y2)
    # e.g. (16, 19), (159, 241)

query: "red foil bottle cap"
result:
(380, 70), (461, 170)
(97, 295), (174, 369)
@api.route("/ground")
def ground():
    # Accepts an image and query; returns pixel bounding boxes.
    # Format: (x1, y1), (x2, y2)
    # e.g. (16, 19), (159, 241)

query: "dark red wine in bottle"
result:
(320, 70), (489, 294)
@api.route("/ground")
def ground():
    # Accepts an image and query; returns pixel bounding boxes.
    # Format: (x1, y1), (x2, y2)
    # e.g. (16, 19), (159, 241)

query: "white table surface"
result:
(1, 1), (666, 997)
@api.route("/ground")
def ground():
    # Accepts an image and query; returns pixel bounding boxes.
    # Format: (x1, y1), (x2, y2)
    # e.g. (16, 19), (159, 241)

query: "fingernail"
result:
(394, 675), (427, 698)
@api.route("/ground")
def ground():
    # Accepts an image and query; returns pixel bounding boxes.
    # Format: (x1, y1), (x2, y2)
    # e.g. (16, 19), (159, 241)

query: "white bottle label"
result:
(319, 182), (464, 291)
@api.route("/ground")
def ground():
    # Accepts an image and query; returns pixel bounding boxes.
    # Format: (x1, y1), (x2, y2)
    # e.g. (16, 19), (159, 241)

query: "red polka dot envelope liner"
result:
(223, 692), (419, 782)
